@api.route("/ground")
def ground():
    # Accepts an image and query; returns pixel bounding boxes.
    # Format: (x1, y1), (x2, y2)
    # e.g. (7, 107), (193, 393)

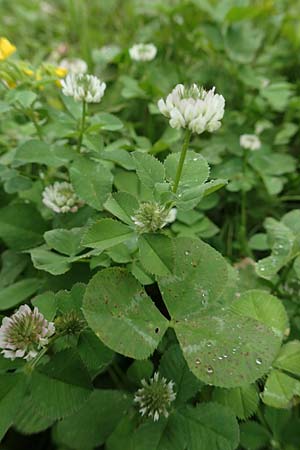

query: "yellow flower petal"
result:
(55, 67), (68, 78)
(0, 37), (16, 61)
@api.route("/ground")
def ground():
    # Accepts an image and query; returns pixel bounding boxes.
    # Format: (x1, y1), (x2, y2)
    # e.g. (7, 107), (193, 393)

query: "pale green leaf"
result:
(133, 152), (165, 189)
(0, 278), (42, 311)
(138, 233), (174, 276)
(81, 219), (134, 250)
(158, 237), (228, 319)
(70, 156), (113, 210)
(83, 268), (169, 359)
(230, 290), (289, 340)
(54, 390), (131, 449)
(104, 192), (139, 225)
(213, 385), (259, 420)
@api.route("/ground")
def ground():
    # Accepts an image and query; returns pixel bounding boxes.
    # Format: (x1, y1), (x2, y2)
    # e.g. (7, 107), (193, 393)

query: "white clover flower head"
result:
(0, 305), (55, 361)
(59, 58), (88, 75)
(158, 83), (225, 134)
(61, 73), (106, 103)
(42, 181), (84, 214)
(134, 372), (176, 421)
(131, 202), (177, 233)
(129, 43), (157, 62)
(240, 134), (261, 151)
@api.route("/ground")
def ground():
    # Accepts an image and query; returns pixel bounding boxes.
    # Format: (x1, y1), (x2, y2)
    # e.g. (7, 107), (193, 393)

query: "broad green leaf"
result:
(224, 22), (264, 63)
(14, 140), (74, 168)
(159, 344), (203, 405)
(130, 412), (187, 450)
(29, 349), (92, 419)
(174, 310), (281, 388)
(0, 250), (28, 288)
(114, 169), (152, 200)
(180, 402), (239, 450)
(44, 227), (83, 256)
(239, 422), (269, 450)
(77, 330), (114, 379)
(30, 246), (72, 275)
(14, 395), (55, 435)
(7, 89), (37, 108)
(282, 209), (300, 235)
(4, 174), (32, 193)
(164, 150), (209, 193)
(212, 385), (259, 420)
(231, 290), (289, 340)
(129, 260), (154, 285)
(55, 283), (85, 315)
(249, 153), (296, 177)
(32, 291), (57, 320)
(54, 390), (131, 449)
(0, 203), (47, 250)
(127, 360), (154, 385)
(83, 268), (169, 359)
(0, 373), (26, 441)
(256, 218), (297, 279)
(273, 341), (300, 375)
(158, 237), (228, 319)
(261, 369), (300, 408)
(107, 243), (133, 263)
(0, 278), (42, 311)
(120, 75), (147, 99)
(70, 156), (113, 210)
(81, 219), (134, 250)
(138, 233), (174, 276)
(104, 192), (139, 225)
(261, 82), (293, 111)
(132, 152), (165, 189)
(91, 112), (123, 131)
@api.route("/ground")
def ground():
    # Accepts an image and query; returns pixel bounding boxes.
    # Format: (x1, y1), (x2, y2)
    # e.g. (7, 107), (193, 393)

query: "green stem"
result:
(240, 149), (249, 256)
(172, 129), (192, 193)
(29, 109), (44, 141)
(76, 100), (87, 152)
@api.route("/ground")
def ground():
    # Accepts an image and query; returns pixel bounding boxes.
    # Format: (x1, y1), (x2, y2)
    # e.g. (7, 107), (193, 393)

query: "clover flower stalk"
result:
(239, 134), (261, 255)
(0, 305), (55, 361)
(158, 83), (225, 193)
(61, 73), (106, 151)
(134, 372), (176, 421)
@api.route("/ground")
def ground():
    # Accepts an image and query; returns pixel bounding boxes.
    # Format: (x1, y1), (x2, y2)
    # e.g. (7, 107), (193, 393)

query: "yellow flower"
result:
(23, 68), (34, 76)
(0, 37), (16, 61)
(55, 67), (68, 78)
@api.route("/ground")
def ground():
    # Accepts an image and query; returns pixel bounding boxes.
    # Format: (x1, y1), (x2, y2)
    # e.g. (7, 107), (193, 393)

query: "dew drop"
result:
(184, 251), (190, 256)
(256, 358), (262, 365)
(206, 366), (214, 374)
(223, 354), (228, 359)
(218, 356), (223, 360)
(207, 341), (212, 348)
(195, 358), (201, 366)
